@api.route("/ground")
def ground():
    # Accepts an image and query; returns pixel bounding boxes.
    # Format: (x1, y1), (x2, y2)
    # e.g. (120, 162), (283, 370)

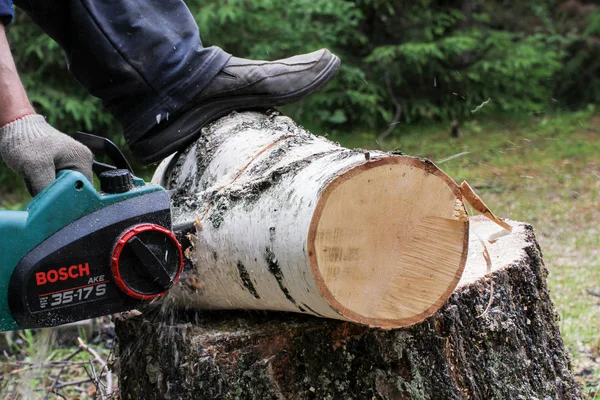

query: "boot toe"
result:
(130, 49), (340, 164)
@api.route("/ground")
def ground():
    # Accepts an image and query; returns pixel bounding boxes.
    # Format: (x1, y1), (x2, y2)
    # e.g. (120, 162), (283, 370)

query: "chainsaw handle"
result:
(74, 132), (135, 177)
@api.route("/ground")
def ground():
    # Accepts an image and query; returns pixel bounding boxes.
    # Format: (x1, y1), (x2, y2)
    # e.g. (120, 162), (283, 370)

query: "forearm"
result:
(0, 23), (35, 126)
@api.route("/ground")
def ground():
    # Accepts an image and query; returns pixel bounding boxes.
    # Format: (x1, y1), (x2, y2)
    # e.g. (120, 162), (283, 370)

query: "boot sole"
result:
(132, 54), (341, 164)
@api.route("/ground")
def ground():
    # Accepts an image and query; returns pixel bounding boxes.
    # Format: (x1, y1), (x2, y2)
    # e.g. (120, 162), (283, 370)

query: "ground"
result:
(0, 326), (117, 399)
(0, 110), (598, 398)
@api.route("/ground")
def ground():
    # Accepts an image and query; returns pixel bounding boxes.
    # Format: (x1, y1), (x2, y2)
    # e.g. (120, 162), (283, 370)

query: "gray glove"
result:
(0, 115), (94, 196)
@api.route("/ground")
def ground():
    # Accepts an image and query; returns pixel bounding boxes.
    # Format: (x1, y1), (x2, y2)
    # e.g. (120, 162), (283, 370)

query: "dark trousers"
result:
(13, 0), (230, 143)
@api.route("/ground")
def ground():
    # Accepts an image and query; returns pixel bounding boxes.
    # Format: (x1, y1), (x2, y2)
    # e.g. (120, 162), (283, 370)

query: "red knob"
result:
(111, 224), (183, 300)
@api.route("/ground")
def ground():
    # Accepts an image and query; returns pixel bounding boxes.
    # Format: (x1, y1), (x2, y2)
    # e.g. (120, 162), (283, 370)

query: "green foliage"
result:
(7, 13), (119, 134)
(363, 1), (564, 122)
(188, 0), (381, 127)
(7, 0), (600, 134)
(187, 0), (600, 127)
(553, 8), (600, 108)
(3, 0), (600, 201)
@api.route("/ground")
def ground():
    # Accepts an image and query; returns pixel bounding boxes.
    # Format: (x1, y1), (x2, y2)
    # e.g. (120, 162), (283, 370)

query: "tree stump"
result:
(115, 218), (582, 399)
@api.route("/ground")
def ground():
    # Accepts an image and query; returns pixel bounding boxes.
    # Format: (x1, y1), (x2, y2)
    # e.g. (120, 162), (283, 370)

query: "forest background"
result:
(1, 0), (599, 395)
(2, 0), (600, 194)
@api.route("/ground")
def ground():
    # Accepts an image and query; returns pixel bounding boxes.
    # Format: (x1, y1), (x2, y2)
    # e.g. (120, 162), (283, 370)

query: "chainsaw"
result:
(0, 132), (186, 332)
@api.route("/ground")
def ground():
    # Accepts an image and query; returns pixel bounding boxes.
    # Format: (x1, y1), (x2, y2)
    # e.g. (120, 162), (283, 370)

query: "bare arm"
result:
(0, 23), (35, 126)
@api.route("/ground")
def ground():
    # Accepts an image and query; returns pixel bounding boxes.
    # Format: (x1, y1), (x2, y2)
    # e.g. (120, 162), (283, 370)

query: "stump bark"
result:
(116, 218), (582, 400)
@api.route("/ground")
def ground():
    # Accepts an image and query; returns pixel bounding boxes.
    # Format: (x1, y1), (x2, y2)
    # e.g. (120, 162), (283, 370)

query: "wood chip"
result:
(461, 181), (512, 232)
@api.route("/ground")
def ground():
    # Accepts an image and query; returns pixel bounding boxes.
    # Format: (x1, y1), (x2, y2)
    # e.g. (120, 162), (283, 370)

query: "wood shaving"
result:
(461, 181), (512, 232)
(475, 232), (494, 318)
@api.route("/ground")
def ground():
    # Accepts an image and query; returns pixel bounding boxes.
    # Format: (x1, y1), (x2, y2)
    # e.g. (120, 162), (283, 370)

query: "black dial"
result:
(112, 224), (183, 299)
(100, 169), (134, 194)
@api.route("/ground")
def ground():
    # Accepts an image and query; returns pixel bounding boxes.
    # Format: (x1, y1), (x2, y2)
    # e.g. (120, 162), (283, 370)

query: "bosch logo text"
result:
(35, 263), (91, 286)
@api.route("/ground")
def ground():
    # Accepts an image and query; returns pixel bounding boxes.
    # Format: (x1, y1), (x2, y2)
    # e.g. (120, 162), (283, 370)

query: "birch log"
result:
(152, 111), (470, 328)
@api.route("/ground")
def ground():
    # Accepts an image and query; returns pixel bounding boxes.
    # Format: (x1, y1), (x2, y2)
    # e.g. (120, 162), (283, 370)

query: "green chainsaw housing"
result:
(0, 170), (175, 331)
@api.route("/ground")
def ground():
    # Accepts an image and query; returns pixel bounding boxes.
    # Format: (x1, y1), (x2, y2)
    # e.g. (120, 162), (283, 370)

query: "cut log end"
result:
(309, 157), (469, 327)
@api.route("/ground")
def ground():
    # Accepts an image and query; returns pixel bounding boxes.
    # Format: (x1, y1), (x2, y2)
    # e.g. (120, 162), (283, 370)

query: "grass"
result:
(0, 110), (598, 397)
(331, 109), (600, 397)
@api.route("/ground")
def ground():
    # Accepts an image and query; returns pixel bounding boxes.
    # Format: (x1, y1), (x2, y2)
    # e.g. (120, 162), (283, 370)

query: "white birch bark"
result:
(153, 112), (469, 328)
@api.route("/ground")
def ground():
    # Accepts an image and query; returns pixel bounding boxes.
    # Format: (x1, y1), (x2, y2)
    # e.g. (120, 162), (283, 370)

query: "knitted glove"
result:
(0, 115), (94, 196)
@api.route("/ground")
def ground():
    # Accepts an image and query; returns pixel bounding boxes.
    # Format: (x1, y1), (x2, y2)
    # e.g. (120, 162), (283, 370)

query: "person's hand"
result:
(0, 115), (94, 196)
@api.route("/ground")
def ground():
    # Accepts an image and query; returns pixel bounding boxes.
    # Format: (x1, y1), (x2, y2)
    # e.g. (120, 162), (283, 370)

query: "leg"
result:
(14, 0), (230, 145)
(14, 1), (340, 164)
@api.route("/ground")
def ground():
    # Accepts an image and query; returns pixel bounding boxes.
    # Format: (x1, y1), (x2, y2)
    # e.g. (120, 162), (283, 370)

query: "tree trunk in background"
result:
(151, 111), (469, 329)
(116, 219), (582, 399)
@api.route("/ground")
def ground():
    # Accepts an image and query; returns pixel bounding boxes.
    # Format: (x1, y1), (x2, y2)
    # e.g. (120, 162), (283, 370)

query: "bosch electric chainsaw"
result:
(0, 132), (185, 332)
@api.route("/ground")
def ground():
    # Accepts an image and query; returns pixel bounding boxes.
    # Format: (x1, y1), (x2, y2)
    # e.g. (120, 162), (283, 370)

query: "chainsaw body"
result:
(0, 134), (183, 332)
